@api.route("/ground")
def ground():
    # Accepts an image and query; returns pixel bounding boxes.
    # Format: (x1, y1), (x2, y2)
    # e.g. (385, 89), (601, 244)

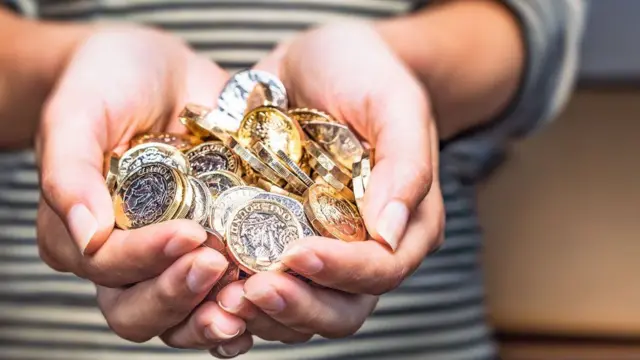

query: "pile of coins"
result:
(106, 70), (374, 289)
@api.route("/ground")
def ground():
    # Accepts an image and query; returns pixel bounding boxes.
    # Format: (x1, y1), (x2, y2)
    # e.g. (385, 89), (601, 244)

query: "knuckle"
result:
(105, 313), (152, 343)
(380, 261), (408, 295)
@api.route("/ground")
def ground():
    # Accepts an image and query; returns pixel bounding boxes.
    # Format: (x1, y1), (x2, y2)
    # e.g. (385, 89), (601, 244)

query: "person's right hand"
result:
(35, 26), (247, 350)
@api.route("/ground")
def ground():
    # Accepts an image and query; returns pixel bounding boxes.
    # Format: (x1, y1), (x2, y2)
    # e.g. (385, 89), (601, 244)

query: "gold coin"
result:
(226, 199), (303, 274)
(186, 141), (241, 176)
(104, 152), (120, 196)
(303, 184), (365, 242)
(196, 170), (245, 200)
(288, 108), (336, 125)
(237, 106), (304, 164)
(352, 148), (375, 215)
(304, 140), (350, 185)
(302, 121), (364, 171)
(172, 172), (194, 220)
(245, 83), (276, 114)
(113, 163), (184, 229)
(224, 137), (286, 187)
(252, 142), (309, 195)
(275, 149), (314, 188)
(178, 103), (232, 141)
(255, 178), (304, 203)
(130, 132), (202, 152)
(118, 143), (189, 182)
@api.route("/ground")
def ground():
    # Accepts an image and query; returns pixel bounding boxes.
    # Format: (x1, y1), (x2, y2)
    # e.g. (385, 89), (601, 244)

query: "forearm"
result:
(376, 0), (524, 140)
(0, 9), (91, 148)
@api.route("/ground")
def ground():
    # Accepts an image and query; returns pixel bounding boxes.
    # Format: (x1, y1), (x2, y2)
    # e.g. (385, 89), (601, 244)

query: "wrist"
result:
(374, 0), (524, 139)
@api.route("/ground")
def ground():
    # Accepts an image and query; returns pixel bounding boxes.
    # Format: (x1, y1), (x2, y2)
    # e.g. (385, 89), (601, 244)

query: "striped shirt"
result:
(0, 1), (586, 359)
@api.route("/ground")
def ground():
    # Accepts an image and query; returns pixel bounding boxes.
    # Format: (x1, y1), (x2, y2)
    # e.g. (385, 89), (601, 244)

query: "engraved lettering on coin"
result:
(255, 193), (316, 237)
(186, 177), (211, 225)
(120, 164), (178, 228)
(317, 193), (359, 236)
(227, 200), (302, 272)
(197, 170), (243, 199)
(237, 107), (303, 164)
(131, 132), (202, 152)
(213, 186), (264, 236)
(119, 143), (189, 181)
(186, 142), (239, 176)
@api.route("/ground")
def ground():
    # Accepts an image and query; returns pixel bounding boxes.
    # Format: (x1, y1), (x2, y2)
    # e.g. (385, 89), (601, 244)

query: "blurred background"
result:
(480, 1), (640, 359)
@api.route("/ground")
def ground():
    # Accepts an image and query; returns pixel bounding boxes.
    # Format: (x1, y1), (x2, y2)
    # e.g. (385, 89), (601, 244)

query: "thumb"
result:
(362, 81), (433, 251)
(39, 87), (115, 255)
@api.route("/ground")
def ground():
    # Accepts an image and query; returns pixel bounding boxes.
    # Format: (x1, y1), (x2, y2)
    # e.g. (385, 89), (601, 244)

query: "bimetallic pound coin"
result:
(197, 170), (244, 200)
(173, 172), (194, 220)
(214, 70), (288, 133)
(212, 186), (264, 237)
(246, 82), (275, 114)
(131, 132), (202, 152)
(119, 143), (189, 182)
(113, 163), (184, 229)
(288, 108), (336, 125)
(225, 137), (286, 187)
(186, 141), (241, 176)
(303, 184), (366, 242)
(226, 199), (303, 274)
(255, 178), (304, 203)
(352, 148), (375, 215)
(302, 122), (363, 171)
(252, 142), (309, 195)
(304, 140), (350, 185)
(179, 103), (231, 141)
(255, 193), (316, 237)
(275, 149), (314, 188)
(186, 176), (212, 225)
(237, 106), (303, 164)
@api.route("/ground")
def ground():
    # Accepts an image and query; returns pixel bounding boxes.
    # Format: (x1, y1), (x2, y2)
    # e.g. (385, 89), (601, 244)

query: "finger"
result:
(252, 40), (292, 77)
(244, 272), (376, 339)
(161, 301), (245, 349)
(281, 181), (444, 295)
(97, 247), (228, 343)
(218, 279), (311, 344)
(209, 332), (253, 359)
(39, 211), (210, 287)
(166, 55), (230, 134)
(216, 281), (259, 320)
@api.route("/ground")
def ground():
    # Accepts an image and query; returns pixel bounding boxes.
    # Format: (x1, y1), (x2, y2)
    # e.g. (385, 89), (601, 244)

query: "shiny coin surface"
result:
(303, 122), (363, 171)
(186, 176), (212, 225)
(226, 199), (303, 274)
(179, 103), (231, 141)
(255, 193), (315, 237)
(119, 143), (189, 181)
(237, 106), (303, 164)
(252, 142), (309, 194)
(304, 140), (350, 185)
(303, 184), (365, 242)
(288, 108), (335, 125)
(197, 170), (244, 200)
(212, 186), (264, 236)
(275, 149), (314, 188)
(352, 148), (375, 215)
(255, 178), (304, 203)
(246, 82), (275, 114)
(186, 141), (241, 176)
(225, 137), (286, 187)
(113, 163), (183, 229)
(131, 132), (202, 152)
(173, 172), (194, 220)
(214, 70), (288, 133)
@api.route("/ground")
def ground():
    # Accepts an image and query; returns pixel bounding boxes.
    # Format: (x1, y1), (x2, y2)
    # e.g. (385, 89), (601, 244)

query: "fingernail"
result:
(215, 344), (241, 358)
(281, 244), (323, 275)
(376, 200), (409, 251)
(205, 322), (241, 341)
(187, 251), (228, 293)
(244, 285), (285, 314)
(67, 204), (97, 254)
(164, 229), (207, 257)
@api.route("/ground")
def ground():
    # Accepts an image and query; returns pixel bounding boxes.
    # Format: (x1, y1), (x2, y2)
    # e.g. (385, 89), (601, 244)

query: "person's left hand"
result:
(209, 21), (445, 351)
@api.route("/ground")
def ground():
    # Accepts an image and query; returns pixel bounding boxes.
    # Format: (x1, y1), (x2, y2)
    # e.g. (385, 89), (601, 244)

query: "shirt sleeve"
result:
(435, 0), (589, 180)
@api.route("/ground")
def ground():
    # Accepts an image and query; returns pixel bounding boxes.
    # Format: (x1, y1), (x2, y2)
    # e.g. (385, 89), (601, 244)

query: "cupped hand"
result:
(35, 26), (246, 349)
(216, 22), (445, 347)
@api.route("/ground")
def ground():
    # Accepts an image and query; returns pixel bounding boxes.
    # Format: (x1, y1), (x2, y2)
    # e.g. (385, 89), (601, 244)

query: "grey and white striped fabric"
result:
(0, 1), (585, 359)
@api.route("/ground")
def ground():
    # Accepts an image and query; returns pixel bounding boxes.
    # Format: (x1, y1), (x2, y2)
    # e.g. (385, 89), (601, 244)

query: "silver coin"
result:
(211, 70), (288, 133)
(186, 176), (212, 226)
(212, 186), (264, 236)
(255, 193), (316, 237)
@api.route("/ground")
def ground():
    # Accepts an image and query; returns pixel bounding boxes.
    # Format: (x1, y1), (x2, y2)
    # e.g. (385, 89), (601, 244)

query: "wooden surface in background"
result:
(478, 90), (640, 337)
